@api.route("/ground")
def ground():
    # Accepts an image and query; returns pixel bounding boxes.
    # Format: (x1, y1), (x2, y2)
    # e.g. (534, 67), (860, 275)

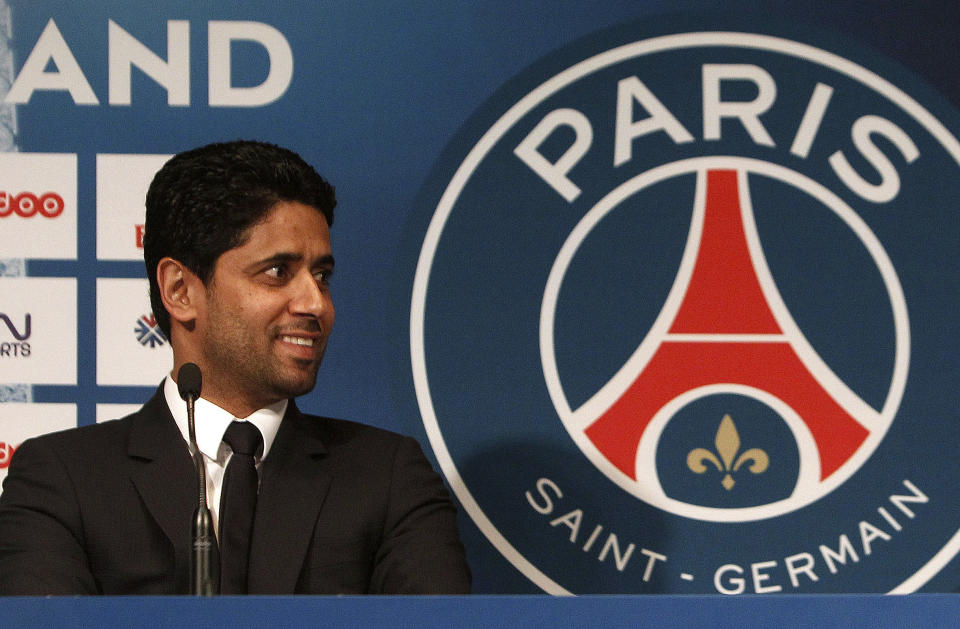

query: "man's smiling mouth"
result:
(280, 335), (315, 347)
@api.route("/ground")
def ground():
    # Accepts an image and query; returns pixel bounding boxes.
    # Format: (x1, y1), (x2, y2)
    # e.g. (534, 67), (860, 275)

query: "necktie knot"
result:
(224, 421), (263, 458)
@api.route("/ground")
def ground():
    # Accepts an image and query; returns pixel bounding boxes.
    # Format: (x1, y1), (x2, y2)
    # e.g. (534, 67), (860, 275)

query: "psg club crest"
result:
(401, 17), (960, 593)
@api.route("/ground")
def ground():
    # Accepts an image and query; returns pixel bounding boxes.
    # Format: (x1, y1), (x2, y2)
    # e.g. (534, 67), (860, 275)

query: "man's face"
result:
(197, 201), (335, 415)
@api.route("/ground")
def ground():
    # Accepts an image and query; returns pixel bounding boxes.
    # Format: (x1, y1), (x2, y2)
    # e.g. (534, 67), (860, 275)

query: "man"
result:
(0, 140), (471, 595)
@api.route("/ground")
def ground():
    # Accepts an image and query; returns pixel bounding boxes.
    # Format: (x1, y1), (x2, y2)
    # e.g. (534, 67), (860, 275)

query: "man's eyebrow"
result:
(253, 252), (301, 267)
(251, 253), (335, 268)
(313, 254), (336, 269)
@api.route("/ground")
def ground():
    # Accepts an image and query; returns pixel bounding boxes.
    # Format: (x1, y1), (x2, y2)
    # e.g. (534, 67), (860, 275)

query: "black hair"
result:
(144, 140), (336, 338)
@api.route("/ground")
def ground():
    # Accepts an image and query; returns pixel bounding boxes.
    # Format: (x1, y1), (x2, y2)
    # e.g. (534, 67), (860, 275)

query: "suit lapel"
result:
(247, 403), (331, 594)
(127, 388), (197, 592)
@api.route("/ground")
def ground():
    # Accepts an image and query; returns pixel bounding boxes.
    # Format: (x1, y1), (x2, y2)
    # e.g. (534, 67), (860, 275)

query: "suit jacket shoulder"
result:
(0, 390), (196, 595)
(252, 406), (471, 594)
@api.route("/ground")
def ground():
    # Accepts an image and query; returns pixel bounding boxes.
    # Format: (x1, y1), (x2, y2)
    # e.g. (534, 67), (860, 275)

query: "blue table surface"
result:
(1, 594), (958, 628)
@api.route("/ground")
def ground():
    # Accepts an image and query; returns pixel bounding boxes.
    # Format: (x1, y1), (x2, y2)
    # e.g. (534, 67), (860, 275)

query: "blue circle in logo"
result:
(399, 15), (960, 593)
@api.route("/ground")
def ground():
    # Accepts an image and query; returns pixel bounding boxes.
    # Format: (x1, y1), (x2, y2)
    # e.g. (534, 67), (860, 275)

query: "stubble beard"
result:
(202, 305), (325, 409)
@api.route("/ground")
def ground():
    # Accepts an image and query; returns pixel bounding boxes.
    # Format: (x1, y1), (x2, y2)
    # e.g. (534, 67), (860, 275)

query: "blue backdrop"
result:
(2, 0), (959, 594)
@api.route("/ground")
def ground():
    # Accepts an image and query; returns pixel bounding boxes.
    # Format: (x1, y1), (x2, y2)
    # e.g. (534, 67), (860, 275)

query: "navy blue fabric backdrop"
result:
(1, 0), (959, 594)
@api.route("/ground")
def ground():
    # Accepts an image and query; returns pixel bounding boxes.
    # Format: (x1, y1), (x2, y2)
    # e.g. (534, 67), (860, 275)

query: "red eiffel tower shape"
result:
(584, 170), (869, 482)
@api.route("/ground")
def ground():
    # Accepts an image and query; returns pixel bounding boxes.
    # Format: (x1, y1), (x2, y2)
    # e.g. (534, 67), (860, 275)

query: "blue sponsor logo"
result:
(134, 314), (166, 349)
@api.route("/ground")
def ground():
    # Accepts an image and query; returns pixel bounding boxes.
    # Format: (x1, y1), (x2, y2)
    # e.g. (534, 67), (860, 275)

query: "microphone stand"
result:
(179, 363), (217, 596)
(187, 395), (217, 595)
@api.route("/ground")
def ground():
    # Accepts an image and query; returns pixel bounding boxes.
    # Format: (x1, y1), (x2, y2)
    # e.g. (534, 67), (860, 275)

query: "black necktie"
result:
(219, 421), (263, 594)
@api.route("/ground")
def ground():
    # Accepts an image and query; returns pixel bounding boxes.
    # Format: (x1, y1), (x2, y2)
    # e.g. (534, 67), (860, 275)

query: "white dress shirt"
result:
(163, 376), (285, 537)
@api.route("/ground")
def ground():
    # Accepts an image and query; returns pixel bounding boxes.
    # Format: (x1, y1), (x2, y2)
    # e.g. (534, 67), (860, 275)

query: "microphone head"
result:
(177, 362), (202, 400)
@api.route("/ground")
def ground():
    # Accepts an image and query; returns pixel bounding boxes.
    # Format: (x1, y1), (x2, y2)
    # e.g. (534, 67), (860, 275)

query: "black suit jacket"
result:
(0, 389), (470, 595)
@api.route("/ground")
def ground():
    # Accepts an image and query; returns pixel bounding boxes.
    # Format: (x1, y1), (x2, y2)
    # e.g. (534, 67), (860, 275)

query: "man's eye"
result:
(314, 270), (332, 285)
(265, 265), (287, 279)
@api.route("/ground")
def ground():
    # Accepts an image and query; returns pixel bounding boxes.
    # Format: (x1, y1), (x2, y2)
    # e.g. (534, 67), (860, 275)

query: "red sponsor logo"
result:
(0, 442), (18, 469)
(0, 191), (65, 218)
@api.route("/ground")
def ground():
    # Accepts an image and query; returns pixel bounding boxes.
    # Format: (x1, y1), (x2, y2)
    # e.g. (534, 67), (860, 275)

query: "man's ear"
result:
(157, 257), (203, 327)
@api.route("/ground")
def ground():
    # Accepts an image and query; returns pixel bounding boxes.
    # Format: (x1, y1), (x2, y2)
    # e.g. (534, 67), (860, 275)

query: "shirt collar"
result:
(163, 376), (286, 462)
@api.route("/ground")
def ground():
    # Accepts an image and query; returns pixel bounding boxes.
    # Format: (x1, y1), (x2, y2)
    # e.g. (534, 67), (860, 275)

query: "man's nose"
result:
(289, 271), (328, 318)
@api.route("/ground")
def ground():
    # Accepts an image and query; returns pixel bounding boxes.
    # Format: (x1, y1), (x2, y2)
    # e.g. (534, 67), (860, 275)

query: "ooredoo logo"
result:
(405, 19), (960, 594)
(0, 191), (65, 218)
(0, 153), (77, 260)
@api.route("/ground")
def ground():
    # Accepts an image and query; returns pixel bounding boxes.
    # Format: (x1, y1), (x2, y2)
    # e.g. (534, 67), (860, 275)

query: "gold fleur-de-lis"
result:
(687, 414), (769, 490)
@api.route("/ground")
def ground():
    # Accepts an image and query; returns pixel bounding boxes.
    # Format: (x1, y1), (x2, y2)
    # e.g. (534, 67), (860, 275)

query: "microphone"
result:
(177, 362), (202, 402)
(177, 362), (217, 596)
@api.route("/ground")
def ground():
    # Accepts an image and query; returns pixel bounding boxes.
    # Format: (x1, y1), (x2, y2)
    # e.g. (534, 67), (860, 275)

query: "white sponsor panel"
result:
(0, 403), (76, 492)
(96, 278), (171, 386)
(96, 154), (171, 261)
(96, 403), (143, 423)
(0, 153), (77, 260)
(0, 277), (77, 384)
